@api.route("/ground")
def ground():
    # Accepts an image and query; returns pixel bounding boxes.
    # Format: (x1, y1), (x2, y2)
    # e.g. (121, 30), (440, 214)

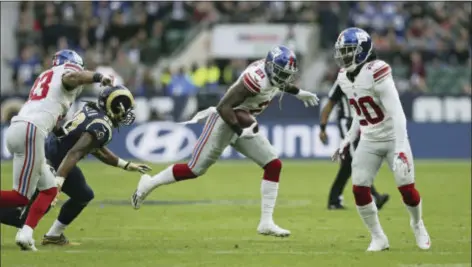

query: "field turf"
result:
(1, 160), (471, 267)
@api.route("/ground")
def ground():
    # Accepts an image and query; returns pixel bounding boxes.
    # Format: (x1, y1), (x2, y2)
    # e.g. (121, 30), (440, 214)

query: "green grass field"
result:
(1, 160), (471, 267)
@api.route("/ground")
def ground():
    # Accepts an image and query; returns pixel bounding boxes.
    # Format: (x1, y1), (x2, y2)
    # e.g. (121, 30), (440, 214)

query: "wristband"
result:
(320, 124), (327, 131)
(117, 158), (129, 169)
(93, 72), (103, 83)
(229, 123), (243, 136)
(55, 176), (65, 187)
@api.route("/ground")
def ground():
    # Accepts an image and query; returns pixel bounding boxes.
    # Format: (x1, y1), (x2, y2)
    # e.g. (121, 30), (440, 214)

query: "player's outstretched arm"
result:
(216, 80), (254, 136)
(92, 147), (151, 173)
(284, 84), (319, 107)
(62, 70), (113, 90)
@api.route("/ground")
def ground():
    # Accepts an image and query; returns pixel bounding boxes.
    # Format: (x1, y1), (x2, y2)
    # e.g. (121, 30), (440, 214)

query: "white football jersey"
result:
(337, 59), (406, 142)
(234, 60), (280, 116)
(12, 63), (84, 135)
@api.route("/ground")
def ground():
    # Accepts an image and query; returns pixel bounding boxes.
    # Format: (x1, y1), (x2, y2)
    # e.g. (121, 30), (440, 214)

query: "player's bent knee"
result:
(263, 159), (282, 182)
(352, 185), (373, 206)
(398, 183), (420, 206)
(76, 188), (94, 204)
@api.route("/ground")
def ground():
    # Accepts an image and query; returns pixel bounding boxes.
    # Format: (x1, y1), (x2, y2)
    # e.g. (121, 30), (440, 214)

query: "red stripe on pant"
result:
(188, 115), (219, 169)
(23, 126), (37, 196)
(17, 122), (31, 193)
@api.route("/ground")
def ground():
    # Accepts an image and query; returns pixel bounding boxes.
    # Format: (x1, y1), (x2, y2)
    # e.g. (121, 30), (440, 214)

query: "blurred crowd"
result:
(5, 1), (471, 97)
(319, 2), (471, 94)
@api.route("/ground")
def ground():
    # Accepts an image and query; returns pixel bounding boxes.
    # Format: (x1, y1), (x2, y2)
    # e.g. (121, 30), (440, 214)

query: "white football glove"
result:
(230, 122), (259, 144)
(100, 74), (115, 87)
(125, 162), (152, 174)
(51, 176), (65, 207)
(393, 152), (411, 177)
(331, 138), (350, 162)
(295, 90), (320, 107)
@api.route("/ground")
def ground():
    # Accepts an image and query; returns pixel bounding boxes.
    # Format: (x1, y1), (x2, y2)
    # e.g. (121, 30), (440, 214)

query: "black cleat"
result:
(375, 194), (390, 210)
(328, 203), (346, 210)
(41, 234), (73, 246)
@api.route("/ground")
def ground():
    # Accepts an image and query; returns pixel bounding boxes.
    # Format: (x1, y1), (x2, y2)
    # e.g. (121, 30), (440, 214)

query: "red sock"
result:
(24, 187), (57, 229)
(263, 159), (282, 182)
(173, 164), (197, 181)
(0, 190), (29, 208)
(352, 185), (373, 206)
(398, 183), (421, 206)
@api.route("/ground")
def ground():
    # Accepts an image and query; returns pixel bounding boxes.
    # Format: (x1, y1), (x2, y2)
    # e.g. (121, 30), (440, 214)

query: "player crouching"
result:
(131, 45), (319, 237)
(331, 28), (431, 251)
(1, 86), (151, 250)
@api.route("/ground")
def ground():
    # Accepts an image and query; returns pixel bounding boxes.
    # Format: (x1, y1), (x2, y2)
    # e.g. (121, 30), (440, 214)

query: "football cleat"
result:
(411, 220), (431, 250)
(15, 229), (37, 251)
(257, 222), (291, 237)
(131, 174), (153, 209)
(328, 203), (346, 210)
(366, 235), (390, 252)
(41, 234), (76, 246)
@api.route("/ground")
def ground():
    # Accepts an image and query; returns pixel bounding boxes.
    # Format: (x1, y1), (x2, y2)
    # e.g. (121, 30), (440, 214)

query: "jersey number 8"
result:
(349, 96), (385, 125)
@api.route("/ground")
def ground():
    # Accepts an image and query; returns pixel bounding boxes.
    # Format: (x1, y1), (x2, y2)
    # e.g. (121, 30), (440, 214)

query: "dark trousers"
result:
(0, 165), (94, 229)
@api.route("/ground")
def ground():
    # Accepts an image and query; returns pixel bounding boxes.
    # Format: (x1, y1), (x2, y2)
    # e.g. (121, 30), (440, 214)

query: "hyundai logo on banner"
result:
(126, 122), (197, 163)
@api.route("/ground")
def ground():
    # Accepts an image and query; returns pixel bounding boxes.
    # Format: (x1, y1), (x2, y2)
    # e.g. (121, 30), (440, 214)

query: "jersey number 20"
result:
(349, 96), (385, 125)
(29, 70), (54, 101)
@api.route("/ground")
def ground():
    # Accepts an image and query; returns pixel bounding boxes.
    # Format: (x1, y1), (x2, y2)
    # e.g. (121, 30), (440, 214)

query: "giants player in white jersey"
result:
(331, 28), (431, 251)
(131, 45), (319, 237)
(0, 49), (113, 250)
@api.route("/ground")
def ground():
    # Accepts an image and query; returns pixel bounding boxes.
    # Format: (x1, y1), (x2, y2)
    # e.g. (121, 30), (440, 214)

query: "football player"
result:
(0, 86), (151, 250)
(0, 49), (114, 250)
(320, 82), (389, 210)
(131, 45), (319, 237)
(331, 28), (431, 251)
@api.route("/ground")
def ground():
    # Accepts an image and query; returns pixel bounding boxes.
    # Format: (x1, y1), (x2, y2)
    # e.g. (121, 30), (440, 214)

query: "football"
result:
(235, 109), (256, 128)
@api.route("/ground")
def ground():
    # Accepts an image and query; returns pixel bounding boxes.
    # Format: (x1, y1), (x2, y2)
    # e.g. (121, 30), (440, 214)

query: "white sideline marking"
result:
(399, 264), (471, 267)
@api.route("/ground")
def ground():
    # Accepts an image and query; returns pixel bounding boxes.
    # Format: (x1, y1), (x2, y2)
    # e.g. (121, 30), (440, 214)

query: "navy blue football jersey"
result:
(45, 103), (114, 167)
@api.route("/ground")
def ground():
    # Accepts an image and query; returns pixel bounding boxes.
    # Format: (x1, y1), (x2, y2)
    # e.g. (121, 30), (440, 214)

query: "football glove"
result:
(295, 90), (320, 107)
(393, 152), (410, 177)
(125, 162), (152, 174)
(331, 138), (350, 162)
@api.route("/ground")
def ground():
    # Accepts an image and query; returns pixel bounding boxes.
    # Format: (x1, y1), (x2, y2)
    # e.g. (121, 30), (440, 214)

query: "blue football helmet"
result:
(334, 27), (373, 72)
(52, 49), (84, 67)
(265, 45), (298, 86)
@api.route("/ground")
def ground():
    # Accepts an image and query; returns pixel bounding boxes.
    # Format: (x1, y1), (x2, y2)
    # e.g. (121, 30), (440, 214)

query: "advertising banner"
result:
(1, 94), (470, 124)
(210, 24), (313, 58)
(1, 121), (470, 162)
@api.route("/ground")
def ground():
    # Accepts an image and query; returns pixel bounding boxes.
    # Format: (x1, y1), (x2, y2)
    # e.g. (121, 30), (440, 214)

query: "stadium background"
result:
(0, 2), (471, 266)
(0, 1), (470, 161)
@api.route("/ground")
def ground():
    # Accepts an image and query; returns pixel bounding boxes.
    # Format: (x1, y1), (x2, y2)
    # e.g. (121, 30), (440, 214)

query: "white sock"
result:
(149, 165), (177, 189)
(356, 201), (386, 238)
(406, 199), (422, 225)
(260, 180), (279, 224)
(46, 220), (67, 237)
(20, 225), (34, 238)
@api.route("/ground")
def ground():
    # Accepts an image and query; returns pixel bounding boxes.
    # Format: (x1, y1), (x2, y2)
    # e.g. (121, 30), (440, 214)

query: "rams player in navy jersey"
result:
(0, 85), (151, 248)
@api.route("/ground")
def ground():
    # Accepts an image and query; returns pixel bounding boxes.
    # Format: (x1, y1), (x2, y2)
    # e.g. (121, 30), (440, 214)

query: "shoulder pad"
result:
(366, 60), (391, 83)
(241, 65), (269, 94)
(85, 118), (113, 146)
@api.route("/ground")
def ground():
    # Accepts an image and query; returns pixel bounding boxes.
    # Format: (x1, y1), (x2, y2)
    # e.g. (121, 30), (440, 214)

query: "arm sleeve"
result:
(85, 119), (113, 147)
(328, 81), (343, 103)
(375, 74), (407, 152)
